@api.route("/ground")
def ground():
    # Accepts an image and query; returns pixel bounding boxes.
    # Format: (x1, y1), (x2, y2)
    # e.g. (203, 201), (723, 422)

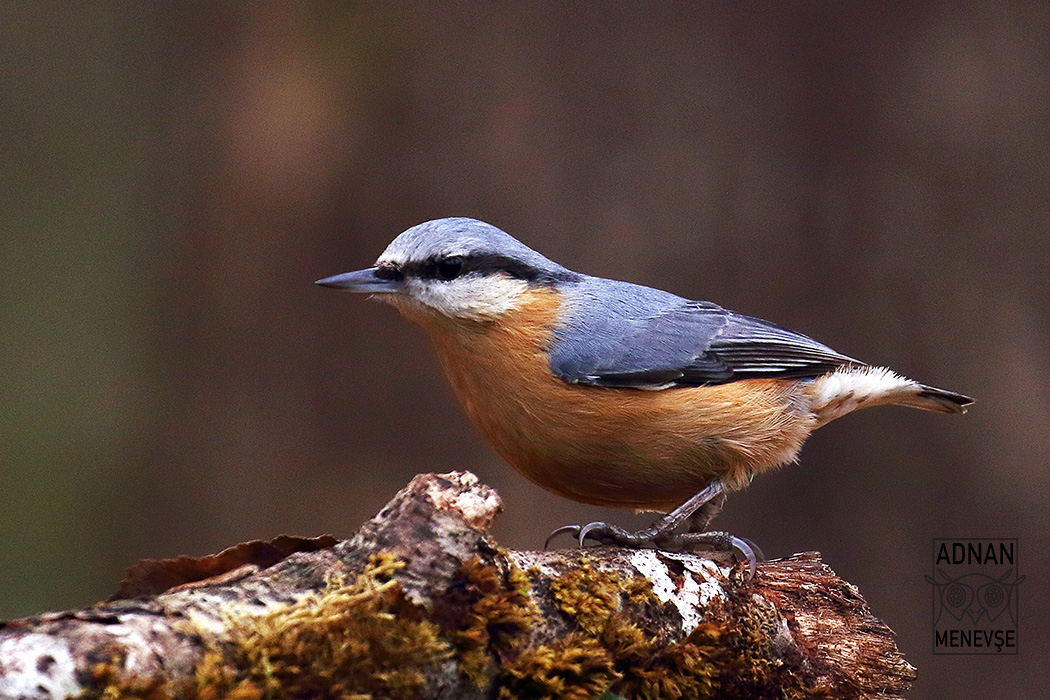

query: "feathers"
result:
(805, 366), (972, 426)
(549, 278), (860, 389)
(548, 278), (973, 421)
(904, 384), (972, 414)
(423, 288), (816, 509)
(327, 217), (973, 512)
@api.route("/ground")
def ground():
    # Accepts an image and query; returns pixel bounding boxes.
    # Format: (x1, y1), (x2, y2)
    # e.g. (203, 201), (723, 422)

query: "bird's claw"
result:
(577, 520), (643, 546)
(545, 521), (763, 579)
(667, 531), (763, 578)
(544, 524), (582, 549)
(547, 520), (654, 548)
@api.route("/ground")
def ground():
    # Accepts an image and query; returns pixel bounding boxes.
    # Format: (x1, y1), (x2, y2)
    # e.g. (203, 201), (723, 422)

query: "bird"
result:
(317, 217), (972, 569)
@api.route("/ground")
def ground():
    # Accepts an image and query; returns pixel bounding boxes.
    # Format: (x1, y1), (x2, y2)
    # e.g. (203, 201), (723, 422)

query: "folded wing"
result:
(550, 295), (861, 390)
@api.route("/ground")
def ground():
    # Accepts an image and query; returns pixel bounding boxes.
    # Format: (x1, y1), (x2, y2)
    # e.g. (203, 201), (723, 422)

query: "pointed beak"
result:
(315, 267), (402, 293)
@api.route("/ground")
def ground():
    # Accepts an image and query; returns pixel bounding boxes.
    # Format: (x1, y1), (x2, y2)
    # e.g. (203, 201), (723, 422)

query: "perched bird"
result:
(317, 217), (971, 566)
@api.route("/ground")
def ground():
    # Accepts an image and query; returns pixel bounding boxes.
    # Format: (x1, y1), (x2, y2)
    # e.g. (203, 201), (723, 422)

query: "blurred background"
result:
(2, 2), (1047, 698)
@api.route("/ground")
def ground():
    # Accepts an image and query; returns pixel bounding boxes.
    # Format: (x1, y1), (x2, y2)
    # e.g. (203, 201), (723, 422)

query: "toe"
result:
(577, 520), (608, 545)
(729, 537), (758, 579)
(544, 524), (582, 549)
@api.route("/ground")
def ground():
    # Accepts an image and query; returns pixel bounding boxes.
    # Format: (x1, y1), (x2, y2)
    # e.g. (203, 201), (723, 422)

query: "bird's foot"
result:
(544, 521), (663, 549)
(545, 521), (763, 578)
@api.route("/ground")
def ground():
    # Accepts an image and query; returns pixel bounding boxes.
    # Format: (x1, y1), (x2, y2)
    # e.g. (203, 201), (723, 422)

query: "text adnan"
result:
(935, 541), (1014, 566)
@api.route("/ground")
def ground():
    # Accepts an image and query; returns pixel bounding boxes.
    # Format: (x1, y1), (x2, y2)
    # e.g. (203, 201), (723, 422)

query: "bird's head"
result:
(317, 218), (580, 322)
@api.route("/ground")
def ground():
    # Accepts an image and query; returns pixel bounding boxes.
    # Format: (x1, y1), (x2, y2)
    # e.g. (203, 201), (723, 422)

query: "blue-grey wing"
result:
(549, 285), (860, 389)
(700, 312), (861, 381)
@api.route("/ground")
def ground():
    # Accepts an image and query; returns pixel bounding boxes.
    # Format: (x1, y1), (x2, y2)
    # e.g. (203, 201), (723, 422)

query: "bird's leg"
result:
(685, 488), (727, 533)
(545, 480), (762, 576)
(679, 488), (765, 565)
(545, 482), (726, 549)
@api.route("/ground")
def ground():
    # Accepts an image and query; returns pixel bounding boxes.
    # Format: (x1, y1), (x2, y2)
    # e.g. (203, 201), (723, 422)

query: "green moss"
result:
(76, 551), (825, 700)
(76, 659), (172, 700)
(613, 595), (825, 700)
(496, 632), (619, 700)
(77, 552), (544, 700)
(447, 555), (540, 687)
(213, 552), (452, 699)
(550, 558), (627, 635)
(539, 557), (823, 700)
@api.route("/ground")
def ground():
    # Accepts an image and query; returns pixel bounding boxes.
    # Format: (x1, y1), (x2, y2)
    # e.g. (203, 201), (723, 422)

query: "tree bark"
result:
(0, 471), (915, 699)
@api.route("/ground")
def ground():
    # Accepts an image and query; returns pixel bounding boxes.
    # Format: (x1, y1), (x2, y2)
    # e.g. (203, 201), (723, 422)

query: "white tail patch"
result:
(806, 366), (921, 426)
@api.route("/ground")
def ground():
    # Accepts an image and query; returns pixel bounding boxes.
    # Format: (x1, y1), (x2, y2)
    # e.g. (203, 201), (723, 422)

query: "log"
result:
(0, 471), (915, 699)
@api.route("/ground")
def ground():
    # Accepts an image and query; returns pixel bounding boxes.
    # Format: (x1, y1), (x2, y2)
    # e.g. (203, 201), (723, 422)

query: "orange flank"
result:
(393, 288), (815, 511)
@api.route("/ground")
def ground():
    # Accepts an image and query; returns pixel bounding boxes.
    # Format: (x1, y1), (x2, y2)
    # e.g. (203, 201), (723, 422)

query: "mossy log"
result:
(0, 471), (915, 699)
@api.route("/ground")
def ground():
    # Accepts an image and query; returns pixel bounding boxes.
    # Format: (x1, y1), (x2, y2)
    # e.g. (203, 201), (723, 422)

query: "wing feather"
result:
(549, 283), (860, 389)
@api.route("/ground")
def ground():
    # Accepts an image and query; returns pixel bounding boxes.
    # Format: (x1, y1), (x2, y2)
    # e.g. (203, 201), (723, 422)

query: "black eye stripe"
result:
(400, 253), (577, 286)
(374, 263), (403, 280)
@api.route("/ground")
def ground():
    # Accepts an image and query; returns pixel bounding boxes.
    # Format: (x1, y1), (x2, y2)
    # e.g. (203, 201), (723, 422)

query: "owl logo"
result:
(925, 568), (1025, 627)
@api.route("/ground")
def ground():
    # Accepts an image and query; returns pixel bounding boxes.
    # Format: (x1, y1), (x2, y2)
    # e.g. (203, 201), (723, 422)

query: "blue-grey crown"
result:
(380, 218), (580, 285)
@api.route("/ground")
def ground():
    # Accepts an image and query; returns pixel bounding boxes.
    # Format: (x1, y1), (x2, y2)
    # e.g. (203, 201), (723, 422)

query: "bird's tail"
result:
(807, 366), (972, 426)
(893, 383), (973, 414)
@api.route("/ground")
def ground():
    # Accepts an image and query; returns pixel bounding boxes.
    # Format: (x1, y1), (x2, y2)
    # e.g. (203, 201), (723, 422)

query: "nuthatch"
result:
(318, 217), (972, 567)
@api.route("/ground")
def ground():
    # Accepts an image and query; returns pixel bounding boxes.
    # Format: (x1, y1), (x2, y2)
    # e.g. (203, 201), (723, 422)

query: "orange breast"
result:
(403, 289), (816, 511)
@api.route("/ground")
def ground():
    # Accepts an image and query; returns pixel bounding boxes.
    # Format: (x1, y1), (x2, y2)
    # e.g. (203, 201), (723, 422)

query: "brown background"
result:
(2, 3), (1047, 698)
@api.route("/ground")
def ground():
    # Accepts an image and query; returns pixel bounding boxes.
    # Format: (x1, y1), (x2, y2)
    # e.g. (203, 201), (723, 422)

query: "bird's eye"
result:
(437, 256), (464, 280)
